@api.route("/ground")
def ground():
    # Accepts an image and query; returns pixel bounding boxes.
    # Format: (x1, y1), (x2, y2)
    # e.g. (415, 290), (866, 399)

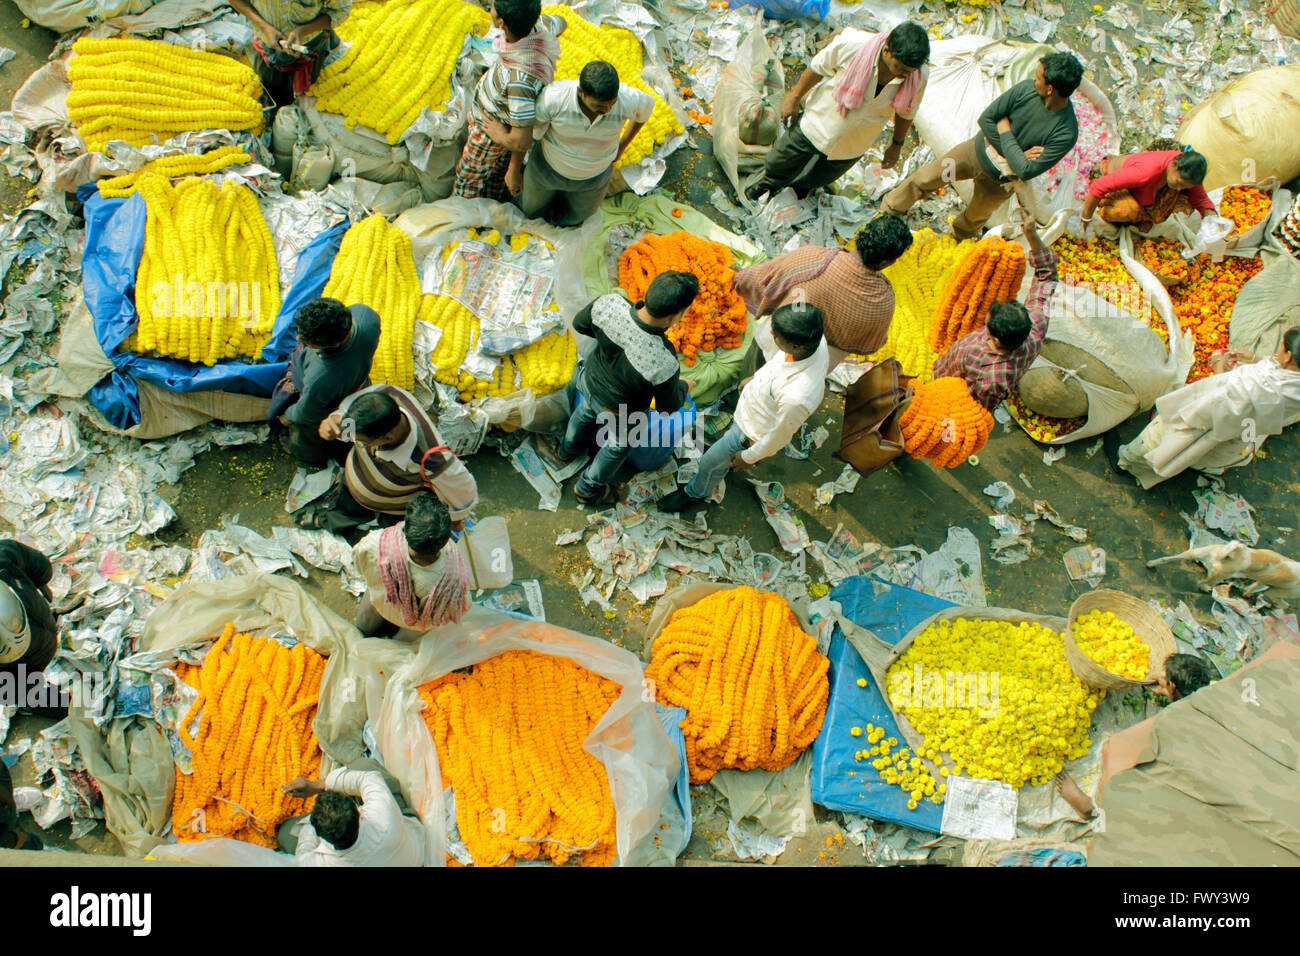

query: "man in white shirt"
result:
(657, 304), (828, 514)
(518, 60), (654, 226)
(282, 765), (425, 866)
(746, 22), (930, 203)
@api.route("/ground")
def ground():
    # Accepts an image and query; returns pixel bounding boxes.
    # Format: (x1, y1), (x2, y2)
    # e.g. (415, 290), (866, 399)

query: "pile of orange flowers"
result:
(173, 625), (325, 848)
(419, 649), (620, 867)
(1219, 185), (1271, 237)
(1138, 239), (1263, 381)
(929, 237), (1026, 352)
(618, 231), (747, 366)
(898, 377), (994, 467)
(1006, 389), (1084, 443)
(647, 586), (829, 784)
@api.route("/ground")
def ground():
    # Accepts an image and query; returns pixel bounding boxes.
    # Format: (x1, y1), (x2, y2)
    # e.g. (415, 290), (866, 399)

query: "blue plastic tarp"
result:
(810, 576), (956, 833)
(735, 0), (829, 21)
(654, 703), (693, 859)
(78, 182), (348, 429)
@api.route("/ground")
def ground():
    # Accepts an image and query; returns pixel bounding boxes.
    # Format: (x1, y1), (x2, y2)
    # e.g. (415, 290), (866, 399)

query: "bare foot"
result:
(1055, 772), (1096, 819)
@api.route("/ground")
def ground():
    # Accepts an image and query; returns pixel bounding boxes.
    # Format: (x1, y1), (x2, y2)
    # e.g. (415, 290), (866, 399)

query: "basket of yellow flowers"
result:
(1065, 590), (1176, 691)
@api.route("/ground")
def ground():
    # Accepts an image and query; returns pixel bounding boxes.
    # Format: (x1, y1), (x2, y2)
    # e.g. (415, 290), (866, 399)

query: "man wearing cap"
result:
(0, 540), (61, 714)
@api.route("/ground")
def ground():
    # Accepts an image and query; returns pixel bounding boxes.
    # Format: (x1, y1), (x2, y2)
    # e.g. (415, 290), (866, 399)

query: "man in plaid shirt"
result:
(933, 210), (1058, 409)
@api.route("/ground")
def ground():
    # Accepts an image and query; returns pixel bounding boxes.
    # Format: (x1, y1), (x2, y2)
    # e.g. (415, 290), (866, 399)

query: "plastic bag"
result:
(152, 837), (296, 866)
(1182, 214), (1235, 260)
(1178, 65), (1300, 192)
(711, 14), (784, 198)
(13, 0), (158, 32)
(1228, 253), (1300, 358)
(367, 607), (686, 865)
(457, 515), (513, 590)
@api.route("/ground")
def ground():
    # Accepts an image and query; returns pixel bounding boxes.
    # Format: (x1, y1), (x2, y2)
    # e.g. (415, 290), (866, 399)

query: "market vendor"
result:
(933, 210), (1058, 409)
(518, 60), (654, 226)
(0, 540), (61, 713)
(658, 304), (827, 515)
(302, 385), (478, 532)
(269, 298), (380, 470)
(352, 493), (472, 639)
(454, 0), (566, 202)
(281, 766), (424, 866)
(1109, 329), (1300, 489)
(745, 22), (930, 203)
(734, 213), (913, 370)
(229, 0), (350, 107)
(559, 271), (698, 509)
(883, 53), (1083, 239)
(1081, 145), (1213, 232)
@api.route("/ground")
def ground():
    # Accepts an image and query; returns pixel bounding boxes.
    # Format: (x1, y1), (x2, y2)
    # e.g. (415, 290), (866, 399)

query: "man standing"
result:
(883, 52), (1083, 239)
(454, 0), (566, 201)
(270, 297), (380, 470)
(518, 61), (654, 226)
(561, 272), (699, 509)
(229, 0), (349, 107)
(932, 211), (1058, 409)
(746, 22), (930, 203)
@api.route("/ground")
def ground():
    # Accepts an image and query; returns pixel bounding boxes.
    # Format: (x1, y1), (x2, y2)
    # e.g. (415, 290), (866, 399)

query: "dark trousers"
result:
(753, 121), (859, 198)
(288, 423), (349, 470)
(516, 143), (614, 227)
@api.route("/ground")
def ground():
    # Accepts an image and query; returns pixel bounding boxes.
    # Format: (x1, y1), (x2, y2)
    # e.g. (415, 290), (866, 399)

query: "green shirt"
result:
(976, 79), (1078, 182)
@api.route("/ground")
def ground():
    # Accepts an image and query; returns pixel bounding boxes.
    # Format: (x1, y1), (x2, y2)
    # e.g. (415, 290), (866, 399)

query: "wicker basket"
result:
(1065, 590), (1177, 691)
(1267, 0), (1300, 40)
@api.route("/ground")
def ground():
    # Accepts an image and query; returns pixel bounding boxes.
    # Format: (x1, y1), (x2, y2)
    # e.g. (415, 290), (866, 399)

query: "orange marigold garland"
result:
(418, 649), (621, 867)
(617, 230), (747, 366)
(172, 625), (326, 848)
(898, 377), (994, 467)
(646, 586), (829, 784)
(928, 237), (1027, 352)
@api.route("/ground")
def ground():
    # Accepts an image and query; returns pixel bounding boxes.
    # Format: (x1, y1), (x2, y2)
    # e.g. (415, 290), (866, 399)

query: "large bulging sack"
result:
(711, 14), (784, 199)
(1177, 65), (1300, 192)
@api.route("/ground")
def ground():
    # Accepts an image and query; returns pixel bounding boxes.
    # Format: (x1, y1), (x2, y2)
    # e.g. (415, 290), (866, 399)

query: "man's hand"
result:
(484, 117), (510, 144)
(451, 519), (466, 533)
(730, 452), (752, 472)
(257, 20), (285, 50)
(881, 141), (902, 170)
(1020, 207), (1038, 236)
(277, 414), (290, 427)
(1023, 145), (1045, 161)
(1209, 351), (1231, 375)
(319, 411), (343, 441)
(283, 776), (323, 798)
(505, 160), (523, 196)
(780, 91), (801, 123)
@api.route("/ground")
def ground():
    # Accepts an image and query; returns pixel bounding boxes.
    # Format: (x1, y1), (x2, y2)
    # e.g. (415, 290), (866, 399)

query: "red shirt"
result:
(1088, 150), (1215, 214)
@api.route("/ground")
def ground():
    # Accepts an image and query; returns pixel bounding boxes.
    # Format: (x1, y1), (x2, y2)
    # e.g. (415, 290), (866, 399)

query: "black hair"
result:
(296, 297), (351, 348)
(347, 392), (403, 439)
(493, 0), (541, 40)
(987, 300), (1032, 350)
(1040, 52), (1083, 98)
(310, 791), (360, 850)
(1163, 653), (1216, 700)
(405, 492), (452, 558)
(1174, 150), (1208, 185)
(886, 22), (930, 69)
(579, 61), (620, 102)
(772, 303), (824, 357)
(1283, 327), (1300, 360)
(856, 214), (913, 271)
(643, 271), (700, 319)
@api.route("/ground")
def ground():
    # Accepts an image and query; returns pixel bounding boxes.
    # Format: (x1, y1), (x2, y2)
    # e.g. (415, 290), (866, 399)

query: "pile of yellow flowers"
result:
(544, 4), (684, 168)
(131, 173), (280, 366)
(886, 617), (1101, 791)
(324, 215), (420, 389)
(311, 0), (490, 143)
(98, 145), (251, 198)
(173, 625), (326, 848)
(647, 586), (830, 783)
(1006, 389), (1085, 443)
(421, 293), (478, 388)
(419, 648), (620, 866)
(68, 38), (264, 151)
(1071, 610), (1151, 680)
(873, 230), (969, 380)
(853, 723), (946, 810)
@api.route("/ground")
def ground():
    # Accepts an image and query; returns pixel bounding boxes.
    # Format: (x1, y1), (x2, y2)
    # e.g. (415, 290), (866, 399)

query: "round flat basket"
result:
(1065, 589), (1176, 691)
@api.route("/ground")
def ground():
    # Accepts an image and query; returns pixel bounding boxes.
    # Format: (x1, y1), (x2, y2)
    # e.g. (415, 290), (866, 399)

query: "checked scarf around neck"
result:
(378, 523), (471, 631)
(493, 24), (561, 84)
(832, 31), (925, 119)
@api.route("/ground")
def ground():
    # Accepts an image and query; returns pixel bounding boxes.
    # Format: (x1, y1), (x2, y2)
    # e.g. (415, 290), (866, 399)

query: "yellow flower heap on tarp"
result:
(1071, 610), (1151, 680)
(97, 145), (252, 198)
(543, 4), (684, 169)
(311, 0), (491, 143)
(68, 37), (264, 151)
(873, 230), (969, 380)
(887, 617), (1101, 792)
(173, 625), (326, 848)
(323, 215), (420, 389)
(419, 648), (621, 866)
(854, 722), (945, 810)
(132, 173), (280, 366)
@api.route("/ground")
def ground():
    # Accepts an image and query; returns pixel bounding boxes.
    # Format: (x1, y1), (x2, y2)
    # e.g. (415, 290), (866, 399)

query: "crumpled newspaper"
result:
(1192, 480), (1258, 546)
(874, 527), (987, 607)
(814, 463), (860, 506)
(1064, 545), (1106, 587)
(751, 480), (812, 555)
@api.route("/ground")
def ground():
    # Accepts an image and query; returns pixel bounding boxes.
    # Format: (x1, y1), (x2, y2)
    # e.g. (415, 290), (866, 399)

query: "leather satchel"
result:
(835, 359), (912, 477)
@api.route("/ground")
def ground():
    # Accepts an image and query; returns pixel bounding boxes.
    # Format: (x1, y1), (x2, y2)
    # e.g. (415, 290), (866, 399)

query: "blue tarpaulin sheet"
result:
(810, 576), (956, 833)
(79, 182), (348, 429)
(655, 703), (693, 858)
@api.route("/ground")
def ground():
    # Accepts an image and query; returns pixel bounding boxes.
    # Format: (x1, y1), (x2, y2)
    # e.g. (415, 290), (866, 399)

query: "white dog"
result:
(1146, 542), (1300, 601)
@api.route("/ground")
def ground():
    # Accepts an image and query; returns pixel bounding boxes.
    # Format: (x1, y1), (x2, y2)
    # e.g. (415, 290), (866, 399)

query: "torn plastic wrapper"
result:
(1064, 545), (1106, 587)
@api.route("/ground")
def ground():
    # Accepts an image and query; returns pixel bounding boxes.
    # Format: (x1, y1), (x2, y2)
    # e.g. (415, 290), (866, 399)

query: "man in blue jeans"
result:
(560, 271), (699, 508)
(658, 303), (827, 514)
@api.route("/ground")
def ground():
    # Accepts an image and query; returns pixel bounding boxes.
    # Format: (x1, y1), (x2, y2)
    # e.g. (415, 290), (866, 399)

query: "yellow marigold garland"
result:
(898, 377), (993, 468)
(928, 236), (1026, 353)
(172, 625), (326, 848)
(98, 145), (251, 198)
(647, 586), (830, 784)
(418, 648), (621, 866)
(873, 230), (970, 380)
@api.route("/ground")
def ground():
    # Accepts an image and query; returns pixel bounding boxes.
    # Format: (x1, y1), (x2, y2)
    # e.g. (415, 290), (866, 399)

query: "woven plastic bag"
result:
(711, 12), (784, 199)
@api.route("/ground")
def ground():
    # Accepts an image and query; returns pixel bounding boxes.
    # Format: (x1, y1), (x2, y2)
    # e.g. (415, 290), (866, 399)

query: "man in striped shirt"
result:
(454, 0), (566, 201)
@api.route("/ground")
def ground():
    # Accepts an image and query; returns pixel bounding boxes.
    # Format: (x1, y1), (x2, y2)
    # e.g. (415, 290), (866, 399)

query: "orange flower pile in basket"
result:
(899, 377), (994, 467)
(419, 649), (621, 867)
(173, 625), (325, 848)
(1219, 185), (1271, 237)
(929, 237), (1026, 352)
(618, 230), (747, 366)
(646, 586), (829, 784)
